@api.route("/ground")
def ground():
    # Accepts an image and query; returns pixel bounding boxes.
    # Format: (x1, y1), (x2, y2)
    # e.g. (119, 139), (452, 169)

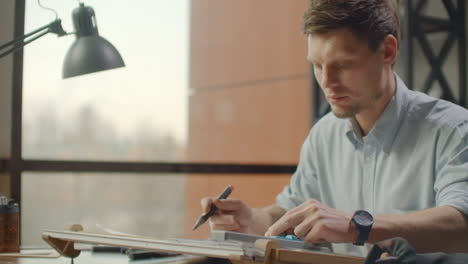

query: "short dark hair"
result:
(302, 0), (400, 51)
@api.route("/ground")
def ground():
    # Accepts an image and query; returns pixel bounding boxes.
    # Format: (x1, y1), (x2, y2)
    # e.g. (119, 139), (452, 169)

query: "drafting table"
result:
(40, 229), (364, 264)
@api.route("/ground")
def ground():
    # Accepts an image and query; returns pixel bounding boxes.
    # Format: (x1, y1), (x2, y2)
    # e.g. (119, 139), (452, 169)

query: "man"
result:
(201, 0), (468, 256)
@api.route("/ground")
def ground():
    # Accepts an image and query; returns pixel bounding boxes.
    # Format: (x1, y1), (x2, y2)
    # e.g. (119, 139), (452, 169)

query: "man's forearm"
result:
(248, 204), (286, 235)
(369, 206), (468, 252)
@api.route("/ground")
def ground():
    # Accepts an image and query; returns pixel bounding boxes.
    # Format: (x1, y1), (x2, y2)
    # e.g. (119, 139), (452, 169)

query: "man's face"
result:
(307, 28), (387, 118)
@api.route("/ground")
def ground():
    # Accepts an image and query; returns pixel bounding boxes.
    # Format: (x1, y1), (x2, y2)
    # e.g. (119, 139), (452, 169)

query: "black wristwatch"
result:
(350, 210), (373, 246)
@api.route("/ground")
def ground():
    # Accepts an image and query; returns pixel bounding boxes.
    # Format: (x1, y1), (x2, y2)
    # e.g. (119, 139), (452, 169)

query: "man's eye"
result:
(329, 63), (343, 71)
(336, 62), (350, 69)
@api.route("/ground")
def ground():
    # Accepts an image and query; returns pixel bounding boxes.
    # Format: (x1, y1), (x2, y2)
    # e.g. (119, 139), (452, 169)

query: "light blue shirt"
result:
(276, 74), (468, 256)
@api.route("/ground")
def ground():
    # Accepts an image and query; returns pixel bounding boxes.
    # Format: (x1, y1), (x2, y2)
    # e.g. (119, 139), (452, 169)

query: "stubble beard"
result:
(330, 90), (384, 119)
(331, 104), (361, 118)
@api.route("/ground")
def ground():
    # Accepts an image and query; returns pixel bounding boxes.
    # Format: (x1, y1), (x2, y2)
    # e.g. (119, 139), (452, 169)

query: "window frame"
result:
(5, 0), (299, 227)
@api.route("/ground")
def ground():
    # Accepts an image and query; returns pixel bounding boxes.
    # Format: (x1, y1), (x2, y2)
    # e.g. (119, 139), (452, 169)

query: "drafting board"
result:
(42, 230), (364, 264)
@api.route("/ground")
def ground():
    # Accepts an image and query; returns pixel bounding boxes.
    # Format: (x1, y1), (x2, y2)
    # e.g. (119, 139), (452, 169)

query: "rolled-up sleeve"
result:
(276, 129), (321, 211)
(435, 121), (468, 215)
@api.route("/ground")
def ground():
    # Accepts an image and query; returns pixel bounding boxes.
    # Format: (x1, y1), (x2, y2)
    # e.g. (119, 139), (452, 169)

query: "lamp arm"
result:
(0, 19), (66, 59)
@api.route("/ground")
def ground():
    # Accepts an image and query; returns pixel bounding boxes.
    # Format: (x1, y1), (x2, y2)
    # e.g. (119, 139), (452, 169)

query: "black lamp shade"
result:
(62, 35), (125, 78)
(62, 3), (125, 79)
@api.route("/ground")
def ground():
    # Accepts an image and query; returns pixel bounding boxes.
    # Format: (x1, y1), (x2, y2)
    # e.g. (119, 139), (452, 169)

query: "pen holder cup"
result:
(0, 203), (19, 253)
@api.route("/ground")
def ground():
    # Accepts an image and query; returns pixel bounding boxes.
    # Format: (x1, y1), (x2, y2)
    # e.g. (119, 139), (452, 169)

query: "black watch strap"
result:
(353, 228), (370, 245)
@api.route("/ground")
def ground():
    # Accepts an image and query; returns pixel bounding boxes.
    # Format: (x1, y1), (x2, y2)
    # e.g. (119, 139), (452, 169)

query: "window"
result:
(20, 0), (310, 247)
(23, 0), (190, 162)
(22, 172), (185, 246)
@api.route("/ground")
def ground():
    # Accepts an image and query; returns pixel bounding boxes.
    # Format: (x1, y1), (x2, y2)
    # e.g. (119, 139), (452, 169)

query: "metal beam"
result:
(0, 159), (6, 172)
(457, 0), (466, 107)
(21, 160), (296, 174)
(10, 0), (25, 202)
(403, 0), (466, 107)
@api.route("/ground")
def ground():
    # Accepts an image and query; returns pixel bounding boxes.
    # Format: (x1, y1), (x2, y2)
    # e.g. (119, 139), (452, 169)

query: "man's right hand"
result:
(200, 197), (253, 233)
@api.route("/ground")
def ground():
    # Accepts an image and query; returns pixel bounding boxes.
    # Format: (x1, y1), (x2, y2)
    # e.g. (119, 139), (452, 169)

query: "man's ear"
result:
(382, 34), (398, 65)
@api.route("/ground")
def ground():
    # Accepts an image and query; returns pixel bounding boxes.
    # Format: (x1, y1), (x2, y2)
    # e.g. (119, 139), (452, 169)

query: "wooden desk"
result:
(0, 251), (209, 264)
(0, 251), (129, 264)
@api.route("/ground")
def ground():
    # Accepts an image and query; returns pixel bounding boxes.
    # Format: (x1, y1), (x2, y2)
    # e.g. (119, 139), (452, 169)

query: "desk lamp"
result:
(0, 2), (125, 79)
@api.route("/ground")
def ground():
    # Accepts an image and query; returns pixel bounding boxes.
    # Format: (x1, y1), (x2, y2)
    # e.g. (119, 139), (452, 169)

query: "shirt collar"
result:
(346, 118), (363, 149)
(346, 73), (409, 153)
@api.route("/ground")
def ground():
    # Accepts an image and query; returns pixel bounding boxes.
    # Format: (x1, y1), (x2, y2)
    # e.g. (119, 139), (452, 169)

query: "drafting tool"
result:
(193, 185), (233, 230)
(211, 230), (331, 252)
(42, 228), (364, 264)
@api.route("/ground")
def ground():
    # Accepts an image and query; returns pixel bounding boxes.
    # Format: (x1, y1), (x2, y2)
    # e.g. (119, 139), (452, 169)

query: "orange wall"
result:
(186, 0), (310, 239)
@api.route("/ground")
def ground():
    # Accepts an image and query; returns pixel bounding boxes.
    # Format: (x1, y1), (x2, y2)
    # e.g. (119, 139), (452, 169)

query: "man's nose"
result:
(319, 67), (338, 90)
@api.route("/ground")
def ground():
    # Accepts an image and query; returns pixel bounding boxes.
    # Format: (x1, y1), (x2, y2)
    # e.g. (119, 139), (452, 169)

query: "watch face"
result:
(353, 210), (373, 226)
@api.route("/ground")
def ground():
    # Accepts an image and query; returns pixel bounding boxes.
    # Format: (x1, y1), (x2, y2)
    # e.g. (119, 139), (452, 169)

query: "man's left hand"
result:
(265, 199), (358, 243)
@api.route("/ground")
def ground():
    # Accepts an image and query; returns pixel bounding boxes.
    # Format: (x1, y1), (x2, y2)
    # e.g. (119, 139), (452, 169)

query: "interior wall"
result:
(186, 0), (310, 238)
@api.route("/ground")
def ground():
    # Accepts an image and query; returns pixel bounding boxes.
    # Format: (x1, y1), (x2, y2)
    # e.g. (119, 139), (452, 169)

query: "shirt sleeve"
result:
(434, 120), (468, 215)
(276, 128), (321, 211)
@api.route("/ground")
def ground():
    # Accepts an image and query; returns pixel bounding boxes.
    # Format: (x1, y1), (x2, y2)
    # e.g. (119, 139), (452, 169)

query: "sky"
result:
(23, 0), (190, 144)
